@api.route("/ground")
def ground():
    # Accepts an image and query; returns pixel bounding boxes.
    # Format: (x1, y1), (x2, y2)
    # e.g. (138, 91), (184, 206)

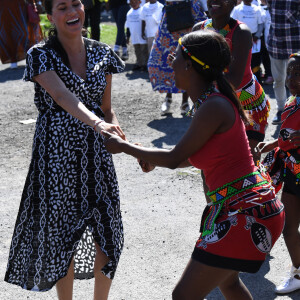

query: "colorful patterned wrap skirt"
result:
(262, 95), (300, 197)
(192, 171), (285, 273)
(148, 1), (206, 94)
(236, 75), (270, 141)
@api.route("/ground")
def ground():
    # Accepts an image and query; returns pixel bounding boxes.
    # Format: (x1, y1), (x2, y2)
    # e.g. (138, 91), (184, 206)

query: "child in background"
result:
(232, 0), (264, 83)
(140, 0), (163, 54)
(256, 53), (300, 294)
(126, 0), (148, 71)
(259, 0), (273, 84)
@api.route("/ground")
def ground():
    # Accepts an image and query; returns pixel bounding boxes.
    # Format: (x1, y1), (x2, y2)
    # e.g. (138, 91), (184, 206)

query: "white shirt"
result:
(199, 0), (208, 11)
(260, 5), (271, 43)
(140, 2), (164, 38)
(252, 0), (261, 6)
(125, 7), (147, 45)
(231, 3), (263, 34)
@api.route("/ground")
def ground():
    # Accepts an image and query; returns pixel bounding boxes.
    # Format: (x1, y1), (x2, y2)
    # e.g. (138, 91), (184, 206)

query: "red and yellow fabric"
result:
(0, 0), (43, 64)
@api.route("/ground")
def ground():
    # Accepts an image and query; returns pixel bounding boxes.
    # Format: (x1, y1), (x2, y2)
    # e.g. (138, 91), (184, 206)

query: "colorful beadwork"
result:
(186, 85), (216, 117)
(202, 171), (269, 237)
(290, 52), (300, 58)
(203, 19), (232, 38)
(178, 38), (210, 69)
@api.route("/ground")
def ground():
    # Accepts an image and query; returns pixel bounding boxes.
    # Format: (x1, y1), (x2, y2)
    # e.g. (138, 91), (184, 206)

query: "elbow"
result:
(167, 160), (181, 170)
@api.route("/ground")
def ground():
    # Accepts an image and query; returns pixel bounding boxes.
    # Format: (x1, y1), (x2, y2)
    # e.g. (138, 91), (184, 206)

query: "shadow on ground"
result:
(124, 63), (150, 81)
(0, 66), (25, 83)
(148, 114), (192, 147)
(205, 255), (300, 299)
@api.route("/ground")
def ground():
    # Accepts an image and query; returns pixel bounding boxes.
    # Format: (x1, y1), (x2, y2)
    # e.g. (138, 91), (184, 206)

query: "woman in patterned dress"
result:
(4, 0), (125, 299)
(102, 30), (284, 300)
(147, 0), (206, 115)
(193, 0), (270, 164)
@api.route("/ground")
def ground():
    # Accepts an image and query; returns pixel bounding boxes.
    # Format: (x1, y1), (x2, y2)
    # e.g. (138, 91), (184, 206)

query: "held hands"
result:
(138, 159), (156, 173)
(134, 143), (156, 173)
(102, 130), (126, 154)
(94, 121), (126, 141)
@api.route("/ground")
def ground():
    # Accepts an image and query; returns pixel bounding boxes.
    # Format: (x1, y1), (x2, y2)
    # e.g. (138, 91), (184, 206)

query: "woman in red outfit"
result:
(193, 0), (270, 164)
(102, 30), (284, 299)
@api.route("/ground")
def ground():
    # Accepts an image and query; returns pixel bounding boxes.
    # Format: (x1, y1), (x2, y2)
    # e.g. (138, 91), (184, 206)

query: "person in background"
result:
(148, 0), (206, 116)
(83, 0), (101, 41)
(199, 0), (209, 17)
(4, 0), (126, 299)
(256, 53), (300, 294)
(109, 0), (130, 60)
(231, 0), (264, 83)
(103, 30), (285, 300)
(194, 0), (270, 164)
(267, 0), (300, 125)
(125, 0), (148, 71)
(258, 0), (273, 85)
(0, 0), (43, 69)
(140, 0), (164, 54)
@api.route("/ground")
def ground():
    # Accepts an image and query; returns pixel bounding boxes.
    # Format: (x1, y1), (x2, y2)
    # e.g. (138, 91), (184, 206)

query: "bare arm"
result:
(103, 95), (236, 169)
(34, 71), (125, 139)
(225, 23), (253, 89)
(142, 20), (146, 40)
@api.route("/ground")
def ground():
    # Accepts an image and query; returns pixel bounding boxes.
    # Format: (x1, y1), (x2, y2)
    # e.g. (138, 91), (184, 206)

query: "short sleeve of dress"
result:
(105, 46), (125, 75)
(23, 44), (55, 82)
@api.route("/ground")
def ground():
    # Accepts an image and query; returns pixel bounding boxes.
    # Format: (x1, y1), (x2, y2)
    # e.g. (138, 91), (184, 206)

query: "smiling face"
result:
(207, 0), (236, 18)
(47, 0), (84, 38)
(286, 58), (300, 96)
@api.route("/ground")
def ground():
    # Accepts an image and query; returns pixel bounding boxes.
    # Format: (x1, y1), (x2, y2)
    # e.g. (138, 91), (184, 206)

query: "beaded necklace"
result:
(186, 85), (216, 117)
(203, 18), (236, 38)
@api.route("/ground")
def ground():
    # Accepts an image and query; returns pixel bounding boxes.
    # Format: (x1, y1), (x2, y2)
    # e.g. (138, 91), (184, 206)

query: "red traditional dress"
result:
(263, 95), (300, 196)
(189, 91), (284, 273)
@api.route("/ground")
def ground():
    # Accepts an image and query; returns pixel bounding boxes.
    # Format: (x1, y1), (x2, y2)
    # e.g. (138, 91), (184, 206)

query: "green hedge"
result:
(39, 14), (117, 46)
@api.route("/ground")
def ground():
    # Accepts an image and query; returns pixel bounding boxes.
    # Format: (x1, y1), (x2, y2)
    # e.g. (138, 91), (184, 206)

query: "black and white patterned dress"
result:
(4, 37), (125, 291)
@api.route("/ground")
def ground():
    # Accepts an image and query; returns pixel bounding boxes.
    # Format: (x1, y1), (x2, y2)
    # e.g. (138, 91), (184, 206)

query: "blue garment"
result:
(111, 4), (130, 47)
(148, 1), (206, 93)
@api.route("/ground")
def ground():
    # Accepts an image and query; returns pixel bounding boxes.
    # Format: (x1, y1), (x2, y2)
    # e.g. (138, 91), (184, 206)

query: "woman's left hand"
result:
(102, 130), (126, 154)
(96, 122), (126, 141)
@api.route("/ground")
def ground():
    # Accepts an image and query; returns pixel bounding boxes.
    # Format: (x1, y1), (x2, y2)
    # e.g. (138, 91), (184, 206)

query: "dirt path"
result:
(0, 42), (299, 300)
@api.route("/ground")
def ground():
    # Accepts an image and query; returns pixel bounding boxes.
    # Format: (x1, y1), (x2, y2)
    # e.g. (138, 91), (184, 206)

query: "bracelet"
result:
(93, 120), (103, 131)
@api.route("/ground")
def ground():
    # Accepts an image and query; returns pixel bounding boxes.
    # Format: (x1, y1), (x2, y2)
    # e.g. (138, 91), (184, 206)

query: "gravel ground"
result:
(0, 37), (299, 300)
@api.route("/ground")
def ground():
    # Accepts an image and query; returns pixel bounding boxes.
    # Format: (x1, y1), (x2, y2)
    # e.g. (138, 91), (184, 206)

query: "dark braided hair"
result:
(180, 30), (248, 124)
